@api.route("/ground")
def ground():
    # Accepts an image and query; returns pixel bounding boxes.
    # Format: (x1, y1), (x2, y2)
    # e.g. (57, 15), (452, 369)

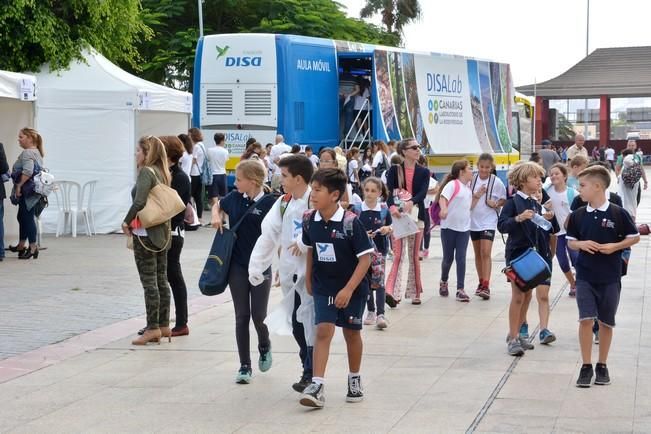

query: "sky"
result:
(341, 0), (651, 88)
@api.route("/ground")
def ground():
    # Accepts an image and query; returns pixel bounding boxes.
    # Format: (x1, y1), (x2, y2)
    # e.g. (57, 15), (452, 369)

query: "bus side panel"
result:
(192, 37), (204, 128)
(276, 35), (339, 151)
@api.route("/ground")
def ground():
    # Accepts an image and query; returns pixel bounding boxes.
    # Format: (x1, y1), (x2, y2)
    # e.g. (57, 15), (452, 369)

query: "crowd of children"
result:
(203, 141), (641, 409)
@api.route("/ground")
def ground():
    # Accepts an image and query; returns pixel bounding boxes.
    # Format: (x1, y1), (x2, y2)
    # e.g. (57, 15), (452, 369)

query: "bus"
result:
(193, 33), (521, 180)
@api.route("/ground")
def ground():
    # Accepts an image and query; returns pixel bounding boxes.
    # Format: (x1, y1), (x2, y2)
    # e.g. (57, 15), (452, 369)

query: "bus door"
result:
(337, 53), (373, 149)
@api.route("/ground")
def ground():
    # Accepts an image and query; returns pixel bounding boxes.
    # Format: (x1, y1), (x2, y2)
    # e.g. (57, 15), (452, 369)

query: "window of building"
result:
(610, 97), (651, 140)
(549, 99), (600, 140)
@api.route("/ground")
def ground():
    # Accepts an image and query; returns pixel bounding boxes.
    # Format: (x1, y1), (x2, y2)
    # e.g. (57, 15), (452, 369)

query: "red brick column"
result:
(600, 95), (610, 147)
(534, 96), (549, 150)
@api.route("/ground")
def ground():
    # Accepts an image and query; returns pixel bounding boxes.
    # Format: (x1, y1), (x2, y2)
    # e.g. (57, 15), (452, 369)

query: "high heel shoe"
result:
(8, 244), (26, 253)
(18, 248), (38, 260)
(131, 328), (162, 345)
(159, 326), (172, 343)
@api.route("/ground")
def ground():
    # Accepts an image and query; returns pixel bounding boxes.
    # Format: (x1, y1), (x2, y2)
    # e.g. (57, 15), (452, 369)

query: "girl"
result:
(385, 139), (430, 306)
(122, 136), (173, 345)
(497, 162), (559, 357)
(354, 177), (392, 329)
(211, 160), (276, 383)
(188, 128), (206, 219)
(359, 147), (373, 184)
(545, 163), (578, 296)
(347, 147), (361, 196)
(470, 154), (507, 299)
(371, 140), (390, 178)
(437, 160), (474, 302)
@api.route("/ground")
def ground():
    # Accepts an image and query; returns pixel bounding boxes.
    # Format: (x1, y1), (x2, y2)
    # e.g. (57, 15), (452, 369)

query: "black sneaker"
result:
(385, 294), (398, 308)
(292, 372), (312, 393)
(300, 382), (325, 408)
(594, 363), (611, 385)
(576, 364), (593, 388)
(346, 375), (364, 403)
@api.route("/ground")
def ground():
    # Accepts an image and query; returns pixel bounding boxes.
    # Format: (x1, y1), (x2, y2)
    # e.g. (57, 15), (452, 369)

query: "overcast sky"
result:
(342, 0), (651, 88)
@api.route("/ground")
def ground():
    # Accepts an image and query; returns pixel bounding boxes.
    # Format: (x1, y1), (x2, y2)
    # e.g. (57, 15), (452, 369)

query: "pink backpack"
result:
(429, 180), (460, 227)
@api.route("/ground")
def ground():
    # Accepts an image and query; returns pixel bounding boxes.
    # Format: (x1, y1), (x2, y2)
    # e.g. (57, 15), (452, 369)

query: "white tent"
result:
(34, 49), (192, 234)
(0, 70), (37, 241)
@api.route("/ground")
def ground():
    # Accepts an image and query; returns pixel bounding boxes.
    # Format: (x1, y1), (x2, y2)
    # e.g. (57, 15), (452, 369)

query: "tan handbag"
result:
(137, 167), (186, 228)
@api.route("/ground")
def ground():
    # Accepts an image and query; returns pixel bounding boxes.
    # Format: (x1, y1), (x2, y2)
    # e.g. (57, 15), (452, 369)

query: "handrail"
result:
(339, 98), (370, 149)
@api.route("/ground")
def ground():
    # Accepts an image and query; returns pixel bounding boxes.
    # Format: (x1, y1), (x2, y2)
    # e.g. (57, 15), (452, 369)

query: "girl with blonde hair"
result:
(211, 159), (277, 384)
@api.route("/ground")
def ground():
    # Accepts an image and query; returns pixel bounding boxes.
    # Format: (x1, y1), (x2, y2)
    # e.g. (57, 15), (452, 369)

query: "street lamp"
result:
(198, 0), (204, 38)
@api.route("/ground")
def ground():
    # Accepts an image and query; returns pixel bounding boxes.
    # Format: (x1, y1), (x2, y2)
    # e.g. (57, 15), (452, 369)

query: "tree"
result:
(133, 0), (398, 91)
(360, 0), (421, 38)
(0, 0), (151, 72)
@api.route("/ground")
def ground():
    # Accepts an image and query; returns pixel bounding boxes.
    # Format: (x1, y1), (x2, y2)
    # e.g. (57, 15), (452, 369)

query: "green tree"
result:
(0, 0), (150, 72)
(360, 0), (421, 38)
(134, 0), (398, 91)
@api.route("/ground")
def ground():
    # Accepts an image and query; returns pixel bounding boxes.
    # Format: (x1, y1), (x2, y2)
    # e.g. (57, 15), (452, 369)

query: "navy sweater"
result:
(497, 193), (559, 264)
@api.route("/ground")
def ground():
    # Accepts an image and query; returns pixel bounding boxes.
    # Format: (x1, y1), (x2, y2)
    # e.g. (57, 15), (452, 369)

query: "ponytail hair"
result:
(20, 127), (44, 157)
(435, 159), (469, 203)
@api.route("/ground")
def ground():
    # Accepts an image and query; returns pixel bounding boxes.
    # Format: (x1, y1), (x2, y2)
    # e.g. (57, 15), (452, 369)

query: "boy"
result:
(249, 155), (315, 392)
(299, 168), (373, 408)
(567, 155), (588, 190)
(566, 165), (639, 387)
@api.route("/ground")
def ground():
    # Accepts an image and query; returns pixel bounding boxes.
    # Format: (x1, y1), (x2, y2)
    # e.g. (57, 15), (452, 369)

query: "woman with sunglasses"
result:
(385, 139), (430, 306)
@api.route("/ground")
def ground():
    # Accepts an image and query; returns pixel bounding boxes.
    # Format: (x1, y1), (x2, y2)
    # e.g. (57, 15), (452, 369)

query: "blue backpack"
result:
(197, 143), (213, 186)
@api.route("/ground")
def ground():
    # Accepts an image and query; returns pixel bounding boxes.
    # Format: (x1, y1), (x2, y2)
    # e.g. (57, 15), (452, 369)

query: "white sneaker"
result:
(376, 315), (388, 329)
(363, 312), (376, 326)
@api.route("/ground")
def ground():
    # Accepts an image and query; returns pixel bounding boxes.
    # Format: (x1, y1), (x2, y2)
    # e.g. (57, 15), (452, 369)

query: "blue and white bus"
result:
(193, 33), (520, 178)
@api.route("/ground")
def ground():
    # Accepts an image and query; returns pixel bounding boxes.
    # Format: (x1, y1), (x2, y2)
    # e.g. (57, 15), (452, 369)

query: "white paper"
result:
(391, 213), (419, 239)
(20, 78), (35, 101)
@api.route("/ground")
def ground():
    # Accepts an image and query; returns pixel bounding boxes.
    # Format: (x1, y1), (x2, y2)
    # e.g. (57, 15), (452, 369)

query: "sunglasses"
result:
(405, 145), (420, 151)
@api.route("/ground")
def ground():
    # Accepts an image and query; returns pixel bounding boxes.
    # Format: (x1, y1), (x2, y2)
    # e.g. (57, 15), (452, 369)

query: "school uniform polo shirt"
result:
(302, 206), (374, 297)
(220, 190), (276, 268)
(357, 202), (392, 255)
(566, 202), (638, 283)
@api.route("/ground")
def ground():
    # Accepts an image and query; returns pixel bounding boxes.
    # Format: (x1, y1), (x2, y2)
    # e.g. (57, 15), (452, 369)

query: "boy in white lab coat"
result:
(249, 154), (315, 392)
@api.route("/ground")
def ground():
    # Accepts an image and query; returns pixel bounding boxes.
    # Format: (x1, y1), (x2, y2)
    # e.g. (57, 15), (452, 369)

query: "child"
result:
(300, 168), (373, 408)
(470, 153), (507, 299)
(497, 162), (559, 356)
(354, 177), (393, 329)
(437, 160), (474, 301)
(567, 155), (589, 190)
(545, 163), (579, 296)
(248, 155), (315, 392)
(211, 160), (277, 383)
(566, 165), (639, 387)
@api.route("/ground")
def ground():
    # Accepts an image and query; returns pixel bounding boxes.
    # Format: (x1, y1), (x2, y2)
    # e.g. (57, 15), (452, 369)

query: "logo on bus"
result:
(224, 56), (262, 67)
(216, 45), (230, 60)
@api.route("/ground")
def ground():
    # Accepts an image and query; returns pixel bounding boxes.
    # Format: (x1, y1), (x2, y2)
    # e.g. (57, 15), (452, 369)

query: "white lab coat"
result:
(249, 187), (315, 345)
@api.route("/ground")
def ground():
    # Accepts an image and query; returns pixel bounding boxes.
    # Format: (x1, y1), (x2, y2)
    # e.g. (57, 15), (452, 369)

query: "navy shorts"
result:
(209, 174), (227, 198)
(470, 229), (495, 242)
(576, 279), (621, 328)
(314, 292), (366, 330)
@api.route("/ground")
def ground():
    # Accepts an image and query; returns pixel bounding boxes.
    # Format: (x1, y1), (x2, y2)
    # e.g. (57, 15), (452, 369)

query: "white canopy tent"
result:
(34, 49), (192, 234)
(0, 70), (37, 241)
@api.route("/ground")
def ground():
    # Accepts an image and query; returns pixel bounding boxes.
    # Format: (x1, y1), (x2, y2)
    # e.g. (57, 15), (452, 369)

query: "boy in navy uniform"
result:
(299, 168), (373, 408)
(566, 165), (639, 387)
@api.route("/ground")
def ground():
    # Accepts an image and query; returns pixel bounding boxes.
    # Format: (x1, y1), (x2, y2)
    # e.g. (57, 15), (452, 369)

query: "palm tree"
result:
(361, 0), (421, 138)
(360, 0), (422, 36)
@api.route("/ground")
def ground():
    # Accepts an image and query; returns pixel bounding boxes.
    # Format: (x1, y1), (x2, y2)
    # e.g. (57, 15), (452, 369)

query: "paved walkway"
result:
(1, 183), (650, 433)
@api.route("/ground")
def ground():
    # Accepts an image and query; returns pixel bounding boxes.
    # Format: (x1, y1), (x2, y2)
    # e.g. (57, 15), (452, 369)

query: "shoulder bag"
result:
(199, 195), (269, 296)
(138, 167), (186, 228)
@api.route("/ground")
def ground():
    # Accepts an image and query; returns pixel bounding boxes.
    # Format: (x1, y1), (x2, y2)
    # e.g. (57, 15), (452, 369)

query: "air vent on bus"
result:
(206, 89), (233, 116)
(245, 89), (272, 116)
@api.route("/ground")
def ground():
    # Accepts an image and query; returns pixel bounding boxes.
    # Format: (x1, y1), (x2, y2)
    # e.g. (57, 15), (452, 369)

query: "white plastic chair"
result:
(53, 181), (81, 237)
(80, 180), (97, 236)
